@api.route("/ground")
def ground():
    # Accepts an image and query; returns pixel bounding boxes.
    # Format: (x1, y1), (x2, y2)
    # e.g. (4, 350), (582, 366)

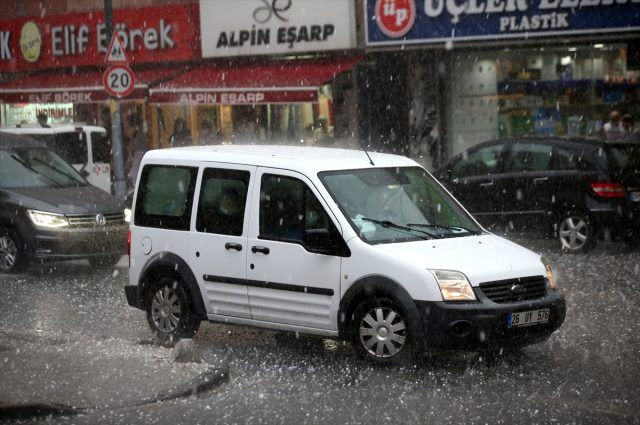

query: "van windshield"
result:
(319, 167), (482, 244)
(0, 148), (88, 189)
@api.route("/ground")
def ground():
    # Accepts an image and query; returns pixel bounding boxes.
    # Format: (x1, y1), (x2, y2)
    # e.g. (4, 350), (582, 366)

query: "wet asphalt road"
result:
(1, 238), (639, 424)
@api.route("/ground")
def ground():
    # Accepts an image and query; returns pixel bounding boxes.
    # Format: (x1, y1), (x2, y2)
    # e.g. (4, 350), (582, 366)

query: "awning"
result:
(0, 69), (170, 104)
(149, 57), (361, 105)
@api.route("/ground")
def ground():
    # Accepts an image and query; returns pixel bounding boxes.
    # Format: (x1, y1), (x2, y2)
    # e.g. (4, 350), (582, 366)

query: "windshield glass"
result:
(319, 167), (482, 244)
(0, 148), (88, 189)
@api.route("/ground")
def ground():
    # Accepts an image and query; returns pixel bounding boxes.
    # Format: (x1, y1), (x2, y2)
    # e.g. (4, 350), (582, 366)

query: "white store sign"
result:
(199, 0), (356, 58)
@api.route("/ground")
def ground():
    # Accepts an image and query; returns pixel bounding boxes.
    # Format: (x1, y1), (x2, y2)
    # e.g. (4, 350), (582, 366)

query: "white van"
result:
(125, 145), (566, 363)
(1, 124), (112, 193)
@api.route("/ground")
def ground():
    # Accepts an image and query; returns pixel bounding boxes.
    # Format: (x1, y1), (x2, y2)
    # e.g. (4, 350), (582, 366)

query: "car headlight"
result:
(541, 257), (558, 290)
(430, 269), (476, 301)
(124, 208), (132, 223)
(27, 210), (69, 228)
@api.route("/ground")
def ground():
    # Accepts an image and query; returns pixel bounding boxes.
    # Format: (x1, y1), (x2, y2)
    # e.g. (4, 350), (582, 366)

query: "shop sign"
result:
(365, 0), (640, 46)
(150, 89), (317, 104)
(0, 4), (199, 72)
(199, 0), (356, 57)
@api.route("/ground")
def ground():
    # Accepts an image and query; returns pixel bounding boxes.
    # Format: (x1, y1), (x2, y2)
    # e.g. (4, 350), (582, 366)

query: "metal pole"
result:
(104, 0), (127, 200)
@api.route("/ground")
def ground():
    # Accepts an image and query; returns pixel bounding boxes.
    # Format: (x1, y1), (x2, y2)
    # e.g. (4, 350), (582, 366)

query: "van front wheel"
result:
(350, 298), (414, 364)
(145, 277), (200, 345)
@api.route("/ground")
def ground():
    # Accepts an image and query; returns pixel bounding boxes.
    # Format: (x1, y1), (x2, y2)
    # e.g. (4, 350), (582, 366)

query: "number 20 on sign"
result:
(103, 65), (135, 98)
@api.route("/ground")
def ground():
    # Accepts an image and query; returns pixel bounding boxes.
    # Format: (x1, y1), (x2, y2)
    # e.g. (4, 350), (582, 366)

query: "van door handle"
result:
(479, 180), (494, 187)
(251, 246), (270, 255)
(225, 242), (243, 252)
(533, 177), (549, 183)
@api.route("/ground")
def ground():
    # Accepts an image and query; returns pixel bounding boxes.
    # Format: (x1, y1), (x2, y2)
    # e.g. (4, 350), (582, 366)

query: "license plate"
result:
(507, 308), (549, 328)
(629, 191), (640, 202)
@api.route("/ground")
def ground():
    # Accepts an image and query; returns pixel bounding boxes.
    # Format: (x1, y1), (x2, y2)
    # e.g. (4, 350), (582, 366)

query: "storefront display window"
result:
(150, 84), (335, 148)
(451, 43), (640, 155)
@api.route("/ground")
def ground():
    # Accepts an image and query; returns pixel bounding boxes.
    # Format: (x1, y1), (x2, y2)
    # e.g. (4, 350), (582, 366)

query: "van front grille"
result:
(479, 276), (547, 303)
(66, 212), (125, 227)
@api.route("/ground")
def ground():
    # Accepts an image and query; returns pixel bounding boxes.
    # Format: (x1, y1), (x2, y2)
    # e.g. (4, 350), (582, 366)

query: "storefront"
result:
(0, 3), (201, 150)
(1, 1), (361, 151)
(363, 0), (640, 167)
(145, 0), (360, 148)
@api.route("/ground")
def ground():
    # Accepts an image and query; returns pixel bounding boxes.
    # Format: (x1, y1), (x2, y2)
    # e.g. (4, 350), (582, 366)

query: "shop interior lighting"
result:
(560, 56), (572, 66)
(594, 44), (604, 48)
(568, 47), (578, 52)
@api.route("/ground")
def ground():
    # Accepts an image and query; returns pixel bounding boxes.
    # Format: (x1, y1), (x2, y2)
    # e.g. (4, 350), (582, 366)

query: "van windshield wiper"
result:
(407, 222), (480, 236)
(10, 154), (63, 188)
(360, 217), (441, 239)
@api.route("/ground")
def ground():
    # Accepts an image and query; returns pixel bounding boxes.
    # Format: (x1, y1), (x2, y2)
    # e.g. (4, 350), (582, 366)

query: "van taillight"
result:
(590, 182), (626, 198)
(127, 230), (131, 268)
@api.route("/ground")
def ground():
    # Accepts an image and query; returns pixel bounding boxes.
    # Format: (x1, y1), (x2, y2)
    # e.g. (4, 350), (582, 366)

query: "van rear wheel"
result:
(350, 298), (414, 364)
(145, 277), (200, 346)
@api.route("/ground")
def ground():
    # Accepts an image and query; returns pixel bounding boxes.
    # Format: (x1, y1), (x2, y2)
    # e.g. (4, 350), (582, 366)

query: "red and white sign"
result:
(375, 0), (416, 38)
(104, 33), (128, 64)
(103, 64), (135, 98)
(0, 4), (199, 72)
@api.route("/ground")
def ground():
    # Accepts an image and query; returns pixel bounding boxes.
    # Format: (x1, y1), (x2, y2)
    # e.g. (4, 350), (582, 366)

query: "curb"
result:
(0, 363), (229, 421)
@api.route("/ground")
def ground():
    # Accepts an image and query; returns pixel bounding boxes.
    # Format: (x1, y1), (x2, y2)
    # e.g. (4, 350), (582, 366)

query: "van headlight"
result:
(124, 208), (132, 223)
(27, 210), (69, 228)
(430, 269), (476, 301)
(541, 257), (558, 290)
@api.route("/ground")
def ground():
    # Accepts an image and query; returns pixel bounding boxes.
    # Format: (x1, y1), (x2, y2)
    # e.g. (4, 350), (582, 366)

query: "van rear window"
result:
(134, 165), (197, 230)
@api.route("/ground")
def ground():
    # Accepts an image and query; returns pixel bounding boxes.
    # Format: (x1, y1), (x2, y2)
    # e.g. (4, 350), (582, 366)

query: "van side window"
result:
(134, 165), (197, 230)
(196, 168), (250, 236)
(91, 132), (111, 163)
(259, 174), (331, 244)
(52, 132), (87, 165)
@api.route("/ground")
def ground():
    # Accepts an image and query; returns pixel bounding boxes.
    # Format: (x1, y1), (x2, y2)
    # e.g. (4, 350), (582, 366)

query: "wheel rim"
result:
(559, 216), (588, 251)
(359, 306), (407, 358)
(151, 285), (181, 333)
(0, 235), (18, 272)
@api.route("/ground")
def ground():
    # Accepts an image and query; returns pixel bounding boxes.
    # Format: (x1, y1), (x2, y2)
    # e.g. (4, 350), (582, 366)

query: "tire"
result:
(88, 255), (122, 269)
(350, 297), (415, 365)
(557, 211), (594, 254)
(145, 276), (200, 346)
(0, 227), (26, 273)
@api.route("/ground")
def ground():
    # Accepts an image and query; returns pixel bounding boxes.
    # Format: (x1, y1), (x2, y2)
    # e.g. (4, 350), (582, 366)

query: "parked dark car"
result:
(436, 137), (640, 253)
(0, 132), (127, 273)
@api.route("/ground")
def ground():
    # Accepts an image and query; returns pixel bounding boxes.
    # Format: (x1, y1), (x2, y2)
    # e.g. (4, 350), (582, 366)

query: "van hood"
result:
(9, 186), (123, 214)
(374, 234), (545, 286)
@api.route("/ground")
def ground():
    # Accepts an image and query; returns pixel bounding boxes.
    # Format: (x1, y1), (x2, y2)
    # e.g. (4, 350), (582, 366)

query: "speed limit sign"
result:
(103, 65), (135, 98)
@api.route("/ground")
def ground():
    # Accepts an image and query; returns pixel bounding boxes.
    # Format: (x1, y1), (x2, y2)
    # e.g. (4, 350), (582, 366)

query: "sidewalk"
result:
(0, 330), (228, 420)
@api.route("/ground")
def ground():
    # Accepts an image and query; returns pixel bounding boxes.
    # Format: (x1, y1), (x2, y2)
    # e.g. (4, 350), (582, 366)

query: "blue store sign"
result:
(366, 0), (640, 46)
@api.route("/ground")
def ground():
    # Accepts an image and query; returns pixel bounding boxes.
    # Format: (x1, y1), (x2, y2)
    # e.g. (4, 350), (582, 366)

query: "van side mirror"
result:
(303, 228), (350, 257)
(80, 169), (90, 178)
(303, 228), (331, 254)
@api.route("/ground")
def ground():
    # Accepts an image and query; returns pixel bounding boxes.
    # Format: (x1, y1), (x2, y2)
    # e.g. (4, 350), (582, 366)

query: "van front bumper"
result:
(416, 293), (566, 351)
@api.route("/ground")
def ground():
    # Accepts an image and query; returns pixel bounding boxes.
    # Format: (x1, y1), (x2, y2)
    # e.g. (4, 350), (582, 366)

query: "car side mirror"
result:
(80, 169), (90, 178)
(304, 228), (332, 254)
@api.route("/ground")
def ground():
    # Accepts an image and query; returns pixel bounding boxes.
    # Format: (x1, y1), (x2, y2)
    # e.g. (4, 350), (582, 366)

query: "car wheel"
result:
(145, 277), (200, 346)
(0, 227), (25, 273)
(557, 212), (594, 253)
(350, 297), (414, 365)
(88, 255), (122, 269)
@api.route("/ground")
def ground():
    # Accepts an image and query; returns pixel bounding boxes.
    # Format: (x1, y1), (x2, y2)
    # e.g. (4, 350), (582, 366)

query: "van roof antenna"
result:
(363, 147), (375, 166)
